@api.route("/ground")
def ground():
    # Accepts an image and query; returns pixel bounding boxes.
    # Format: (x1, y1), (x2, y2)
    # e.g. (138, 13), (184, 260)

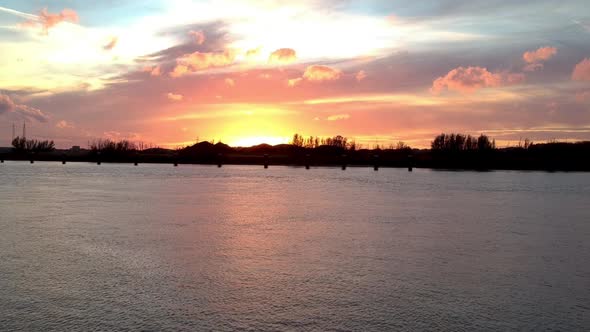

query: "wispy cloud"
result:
(143, 65), (162, 77)
(188, 30), (206, 45)
(56, 120), (74, 129)
(167, 92), (183, 101)
(355, 70), (367, 82)
(0, 6), (37, 20)
(327, 114), (350, 121)
(0, 93), (49, 122)
(103, 36), (118, 51)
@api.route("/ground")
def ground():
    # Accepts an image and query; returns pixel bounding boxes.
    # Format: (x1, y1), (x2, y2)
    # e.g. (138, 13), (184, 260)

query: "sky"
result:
(1, 0), (589, 148)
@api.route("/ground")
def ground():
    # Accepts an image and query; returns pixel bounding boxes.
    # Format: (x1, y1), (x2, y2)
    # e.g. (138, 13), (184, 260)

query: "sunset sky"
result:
(1, 0), (590, 148)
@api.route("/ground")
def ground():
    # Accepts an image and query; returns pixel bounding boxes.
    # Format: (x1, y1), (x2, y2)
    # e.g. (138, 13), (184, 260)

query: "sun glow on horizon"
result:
(229, 136), (290, 147)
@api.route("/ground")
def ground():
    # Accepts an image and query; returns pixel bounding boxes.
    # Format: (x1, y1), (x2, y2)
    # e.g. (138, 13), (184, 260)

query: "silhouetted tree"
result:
(477, 134), (494, 151)
(432, 133), (495, 152)
(518, 137), (534, 149)
(89, 139), (136, 155)
(11, 136), (55, 153)
(396, 141), (412, 152)
(291, 133), (304, 147)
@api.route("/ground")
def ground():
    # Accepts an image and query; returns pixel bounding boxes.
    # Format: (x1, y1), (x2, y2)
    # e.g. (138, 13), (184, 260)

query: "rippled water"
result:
(0, 162), (589, 331)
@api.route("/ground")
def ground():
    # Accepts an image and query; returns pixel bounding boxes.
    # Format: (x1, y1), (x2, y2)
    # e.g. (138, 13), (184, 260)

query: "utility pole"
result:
(22, 121), (26, 139)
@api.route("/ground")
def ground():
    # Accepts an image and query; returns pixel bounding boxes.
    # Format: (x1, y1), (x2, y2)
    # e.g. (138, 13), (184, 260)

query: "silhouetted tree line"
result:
(89, 139), (137, 156)
(3, 132), (589, 170)
(290, 134), (360, 151)
(11, 136), (55, 153)
(431, 133), (495, 152)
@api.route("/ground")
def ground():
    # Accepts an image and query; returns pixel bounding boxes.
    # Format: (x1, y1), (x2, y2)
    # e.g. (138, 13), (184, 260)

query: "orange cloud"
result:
(246, 47), (262, 58)
(327, 114), (350, 121)
(572, 58), (590, 81)
(188, 30), (206, 45)
(170, 65), (189, 78)
(22, 8), (79, 35)
(356, 70), (367, 82)
(431, 66), (523, 94)
(167, 92), (183, 101)
(171, 50), (236, 77)
(303, 65), (342, 82)
(287, 77), (303, 87)
(225, 78), (235, 87)
(269, 48), (297, 64)
(103, 36), (118, 51)
(523, 46), (557, 63)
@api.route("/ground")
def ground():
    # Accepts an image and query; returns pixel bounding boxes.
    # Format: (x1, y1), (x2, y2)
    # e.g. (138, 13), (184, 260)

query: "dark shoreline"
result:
(2, 150), (589, 172)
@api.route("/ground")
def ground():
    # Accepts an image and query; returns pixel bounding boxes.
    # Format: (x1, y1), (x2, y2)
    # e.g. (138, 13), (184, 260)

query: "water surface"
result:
(1, 162), (589, 331)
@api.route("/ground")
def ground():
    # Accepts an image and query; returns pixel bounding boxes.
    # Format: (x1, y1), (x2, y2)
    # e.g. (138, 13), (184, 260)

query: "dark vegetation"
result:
(11, 136), (55, 153)
(2, 133), (590, 171)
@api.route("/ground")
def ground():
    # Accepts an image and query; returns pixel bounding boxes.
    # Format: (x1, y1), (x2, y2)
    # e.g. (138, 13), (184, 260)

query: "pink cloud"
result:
(22, 8), (79, 35)
(170, 50), (236, 78)
(167, 93), (183, 102)
(576, 90), (590, 102)
(143, 65), (162, 77)
(150, 66), (161, 77)
(356, 70), (367, 82)
(188, 30), (206, 45)
(56, 120), (74, 129)
(572, 58), (590, 81)
(502, 72), (526, 84)
(269, 48), (297, 64)
(103, 36), (118, 51)
(431, 66), (523, 94)
(303, 65), (342, 82)
(0, 93), (49, 122)
(225, 78), (235, 87)
(523, 46), (557, 63)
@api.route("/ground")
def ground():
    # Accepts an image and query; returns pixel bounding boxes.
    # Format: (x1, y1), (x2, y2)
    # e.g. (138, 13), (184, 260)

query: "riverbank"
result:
(2, 141), (590, 171)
